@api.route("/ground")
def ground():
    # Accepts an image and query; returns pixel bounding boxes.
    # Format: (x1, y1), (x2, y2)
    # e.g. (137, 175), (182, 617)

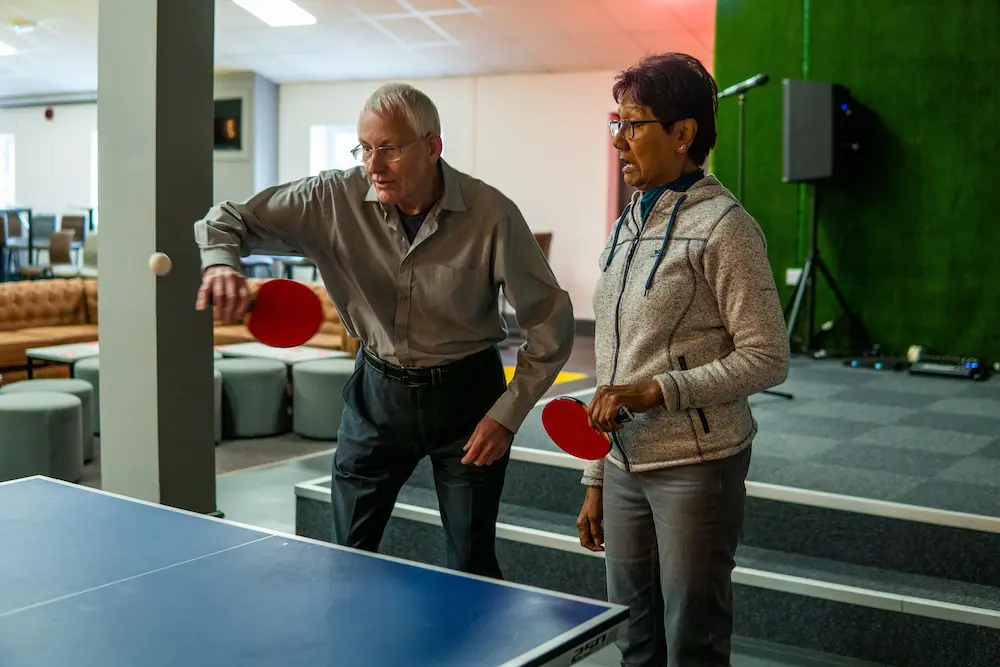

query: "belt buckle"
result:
(400, 368), (426, 388)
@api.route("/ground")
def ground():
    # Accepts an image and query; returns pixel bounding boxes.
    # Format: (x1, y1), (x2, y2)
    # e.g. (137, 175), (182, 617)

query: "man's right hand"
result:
(195, 265), (252, 323)
(576, 486), (604, 552)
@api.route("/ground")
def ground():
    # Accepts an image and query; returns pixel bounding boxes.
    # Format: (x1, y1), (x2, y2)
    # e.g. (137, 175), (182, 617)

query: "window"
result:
(0, 134), (14, 208)
(308, 124), (444, 176)
(308, 125), (362, 176)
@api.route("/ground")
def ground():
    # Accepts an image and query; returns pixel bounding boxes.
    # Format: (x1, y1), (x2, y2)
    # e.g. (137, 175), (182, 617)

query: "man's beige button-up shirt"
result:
(194, 159), (575, 432)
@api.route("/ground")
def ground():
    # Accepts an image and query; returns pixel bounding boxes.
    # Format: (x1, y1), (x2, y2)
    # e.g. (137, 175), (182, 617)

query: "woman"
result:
(576, 53), (790, 666)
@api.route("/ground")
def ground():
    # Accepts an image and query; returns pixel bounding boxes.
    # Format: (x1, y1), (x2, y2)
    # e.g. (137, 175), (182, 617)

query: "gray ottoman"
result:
(291, 358), (356, 439)
(74, 356), (102, 436)
(1, 378), (95, 463)
(0, 392), (83, 482)
(215, 358), (289, 438)
(213, 368), (223, 443)
(74, 357), (224, 444)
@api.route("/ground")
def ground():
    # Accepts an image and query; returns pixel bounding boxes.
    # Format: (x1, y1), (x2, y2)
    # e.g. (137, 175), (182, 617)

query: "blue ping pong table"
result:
(0, 476), (628, 666)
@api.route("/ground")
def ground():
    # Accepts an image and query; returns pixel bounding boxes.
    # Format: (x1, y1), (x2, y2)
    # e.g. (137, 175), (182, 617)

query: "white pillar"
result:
(96, 0), (217, 513)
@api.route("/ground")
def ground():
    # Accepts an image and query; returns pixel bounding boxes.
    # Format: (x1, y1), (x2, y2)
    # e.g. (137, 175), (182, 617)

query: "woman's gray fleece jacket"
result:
(582, 174), (790, 487)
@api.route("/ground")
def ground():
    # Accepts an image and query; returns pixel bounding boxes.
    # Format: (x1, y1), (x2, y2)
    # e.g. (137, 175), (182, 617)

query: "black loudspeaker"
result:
(782, 79), (861, 183)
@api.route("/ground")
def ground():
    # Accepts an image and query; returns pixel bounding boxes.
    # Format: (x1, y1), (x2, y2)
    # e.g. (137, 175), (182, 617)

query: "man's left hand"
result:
(588, 380), (664, 433)
(461, 416), (514, 466)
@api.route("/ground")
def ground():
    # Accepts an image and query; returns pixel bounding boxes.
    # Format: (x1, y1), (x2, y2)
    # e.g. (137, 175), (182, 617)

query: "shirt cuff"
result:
(486, 390), (534, 434)
(200, 249), (243, 272)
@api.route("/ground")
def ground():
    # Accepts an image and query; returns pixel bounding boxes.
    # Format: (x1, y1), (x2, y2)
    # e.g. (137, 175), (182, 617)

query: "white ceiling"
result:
(0, 0), (715, 99)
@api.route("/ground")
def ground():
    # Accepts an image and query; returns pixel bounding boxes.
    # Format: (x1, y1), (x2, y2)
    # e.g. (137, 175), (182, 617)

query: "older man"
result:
(193, 83), (574, 578)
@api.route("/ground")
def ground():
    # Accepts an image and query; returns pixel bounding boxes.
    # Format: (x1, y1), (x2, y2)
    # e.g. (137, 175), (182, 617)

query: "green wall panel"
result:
(713, 0), (1000, 359)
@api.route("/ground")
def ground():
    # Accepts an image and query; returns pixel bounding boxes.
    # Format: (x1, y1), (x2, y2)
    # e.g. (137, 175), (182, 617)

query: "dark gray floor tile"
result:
(747, 453), (793, 482)
(753, 411), (878, 440)
(751, 432), (841, 461)
(851, 425), (992, 456)
(813, 441), (960, 478)
(859, 373), (971, 397)
(753, 379), (849, 401)
(826, 386), (941, 409)
(975, 439), (1000, 459)
(894, 479), (1000, 516)
(926, 397), (1000, 420)
(936, 456), (1000, 487)
(788, 399), (915, 425)
(899, 410), (1000, 437)
(761, 462), (923, 501)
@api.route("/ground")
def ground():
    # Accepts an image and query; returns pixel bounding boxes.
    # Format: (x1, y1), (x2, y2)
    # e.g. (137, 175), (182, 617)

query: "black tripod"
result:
(731, 89), (794, 401)
(784, 184), (861, 353)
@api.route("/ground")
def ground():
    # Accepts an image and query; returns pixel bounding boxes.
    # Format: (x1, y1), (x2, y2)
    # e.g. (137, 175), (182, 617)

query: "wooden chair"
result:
(18, 230), (74, 280)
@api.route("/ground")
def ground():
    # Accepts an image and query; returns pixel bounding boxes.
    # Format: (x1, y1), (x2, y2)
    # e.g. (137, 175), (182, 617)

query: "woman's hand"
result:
(587, 380), (663, 432)
(576, 487), (604, 552)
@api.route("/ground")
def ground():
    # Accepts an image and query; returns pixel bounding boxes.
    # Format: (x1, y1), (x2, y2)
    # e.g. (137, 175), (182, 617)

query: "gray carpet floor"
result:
(81, 352), (1000, 518)
(513, 356), (1000, 517)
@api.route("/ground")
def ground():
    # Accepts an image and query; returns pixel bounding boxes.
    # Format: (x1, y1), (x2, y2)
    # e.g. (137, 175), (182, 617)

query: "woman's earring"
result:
(678, 144), (686, 153)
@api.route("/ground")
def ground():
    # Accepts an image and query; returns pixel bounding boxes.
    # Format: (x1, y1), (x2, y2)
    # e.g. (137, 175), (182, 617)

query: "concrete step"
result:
(295, 480), (1000, 667)
(399, 447), (1000, 589)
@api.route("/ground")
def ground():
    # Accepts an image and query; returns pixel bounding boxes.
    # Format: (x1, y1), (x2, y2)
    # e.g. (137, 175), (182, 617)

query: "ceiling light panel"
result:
(232, 0), (317, 27)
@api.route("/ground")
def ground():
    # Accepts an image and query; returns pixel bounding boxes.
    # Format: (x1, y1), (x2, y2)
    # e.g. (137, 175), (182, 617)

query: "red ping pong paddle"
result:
(211, 279), (324, 348)
(541, 396), (633, 460)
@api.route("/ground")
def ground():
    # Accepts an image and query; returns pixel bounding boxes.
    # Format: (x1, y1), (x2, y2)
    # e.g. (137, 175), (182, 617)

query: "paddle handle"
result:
(616, 406), (634, 424)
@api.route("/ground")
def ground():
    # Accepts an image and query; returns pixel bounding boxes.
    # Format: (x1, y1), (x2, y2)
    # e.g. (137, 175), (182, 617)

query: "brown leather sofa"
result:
(0, 278), (359, 380)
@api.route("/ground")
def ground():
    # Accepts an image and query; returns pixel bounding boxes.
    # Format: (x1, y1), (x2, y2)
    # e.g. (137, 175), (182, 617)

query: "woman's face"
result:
(613, 92), (695, 191)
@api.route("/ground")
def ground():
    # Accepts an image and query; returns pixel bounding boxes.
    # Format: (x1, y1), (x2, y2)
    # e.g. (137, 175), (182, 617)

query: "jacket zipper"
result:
(677, 356), (710, 434)
(608, 207), (646, 472)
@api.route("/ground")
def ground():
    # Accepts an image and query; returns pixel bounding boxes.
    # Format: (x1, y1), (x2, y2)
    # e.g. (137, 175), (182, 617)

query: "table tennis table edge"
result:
(2, 475), (628, 667)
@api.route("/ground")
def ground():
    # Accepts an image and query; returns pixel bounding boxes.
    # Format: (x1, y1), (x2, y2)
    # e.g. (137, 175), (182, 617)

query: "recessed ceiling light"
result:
(0, 40), (15, 56)
(233, 0), (317, 27)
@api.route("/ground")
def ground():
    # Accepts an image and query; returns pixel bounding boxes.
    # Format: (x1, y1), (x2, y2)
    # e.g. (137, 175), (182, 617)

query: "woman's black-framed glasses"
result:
(608, 118), (661, 140)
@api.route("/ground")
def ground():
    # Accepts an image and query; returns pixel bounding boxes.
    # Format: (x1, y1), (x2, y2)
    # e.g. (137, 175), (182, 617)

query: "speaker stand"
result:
(735, 92), (794, 401)
(784, 184), (863, 353)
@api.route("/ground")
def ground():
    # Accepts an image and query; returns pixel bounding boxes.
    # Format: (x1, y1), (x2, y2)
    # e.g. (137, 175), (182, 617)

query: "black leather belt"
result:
(361, 346), (495, 387)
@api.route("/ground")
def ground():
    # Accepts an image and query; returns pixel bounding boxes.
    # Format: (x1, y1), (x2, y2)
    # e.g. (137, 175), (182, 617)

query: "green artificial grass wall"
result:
(713, 0), (1000, 360)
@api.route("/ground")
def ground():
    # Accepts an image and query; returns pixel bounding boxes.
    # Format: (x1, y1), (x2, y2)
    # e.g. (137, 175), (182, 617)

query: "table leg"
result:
(26, 357), (33, 379)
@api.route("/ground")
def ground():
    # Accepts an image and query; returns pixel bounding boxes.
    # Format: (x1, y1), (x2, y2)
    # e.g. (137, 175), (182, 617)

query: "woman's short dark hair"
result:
(612, 53), (719, 165)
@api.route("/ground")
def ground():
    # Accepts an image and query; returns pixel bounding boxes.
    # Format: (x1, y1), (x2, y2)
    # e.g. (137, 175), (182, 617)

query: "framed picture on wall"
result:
(214, 98), (242, 151)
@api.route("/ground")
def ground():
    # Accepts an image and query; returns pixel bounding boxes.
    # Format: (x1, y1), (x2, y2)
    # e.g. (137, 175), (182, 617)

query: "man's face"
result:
(357, 109), (440, 207)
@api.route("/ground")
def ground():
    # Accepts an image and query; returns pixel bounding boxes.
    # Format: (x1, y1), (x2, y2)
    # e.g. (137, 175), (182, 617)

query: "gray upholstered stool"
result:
(74, 358), (223, 444)
(73, 357), (102, 436)
(1, 378), (95, 463)
(213, 368), (223, 443)
(291, 358), (356, 439)
(0, 392), (83, 482)
(215, 358), (289, 438)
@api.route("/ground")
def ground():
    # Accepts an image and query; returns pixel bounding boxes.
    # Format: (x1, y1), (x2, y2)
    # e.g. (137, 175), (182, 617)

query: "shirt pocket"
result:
(411, 263), (488, 323)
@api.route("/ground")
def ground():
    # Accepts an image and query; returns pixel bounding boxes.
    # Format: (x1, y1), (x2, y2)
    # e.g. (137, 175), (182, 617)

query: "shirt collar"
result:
(364, 159), (467, 213)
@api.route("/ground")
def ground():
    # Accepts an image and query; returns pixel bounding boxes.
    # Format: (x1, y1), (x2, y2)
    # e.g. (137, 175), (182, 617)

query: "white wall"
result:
(0, 103), (95, 215)
(0, 73), (280, 224)
(279, 71), (619, 320)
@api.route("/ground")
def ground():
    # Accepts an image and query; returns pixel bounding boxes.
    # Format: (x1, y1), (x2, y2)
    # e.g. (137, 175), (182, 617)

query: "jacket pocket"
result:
(677, 355), (711, 434)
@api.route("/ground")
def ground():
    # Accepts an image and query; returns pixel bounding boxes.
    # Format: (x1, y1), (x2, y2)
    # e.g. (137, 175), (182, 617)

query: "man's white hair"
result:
(359, 83), (441, 138)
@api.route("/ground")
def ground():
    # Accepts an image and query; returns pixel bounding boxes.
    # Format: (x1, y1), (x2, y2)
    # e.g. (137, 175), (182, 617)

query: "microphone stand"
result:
(726, 83), (794, 401)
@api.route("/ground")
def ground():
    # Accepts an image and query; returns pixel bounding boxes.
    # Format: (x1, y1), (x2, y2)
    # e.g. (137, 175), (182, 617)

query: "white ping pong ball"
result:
(149, 252), (172, 276)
